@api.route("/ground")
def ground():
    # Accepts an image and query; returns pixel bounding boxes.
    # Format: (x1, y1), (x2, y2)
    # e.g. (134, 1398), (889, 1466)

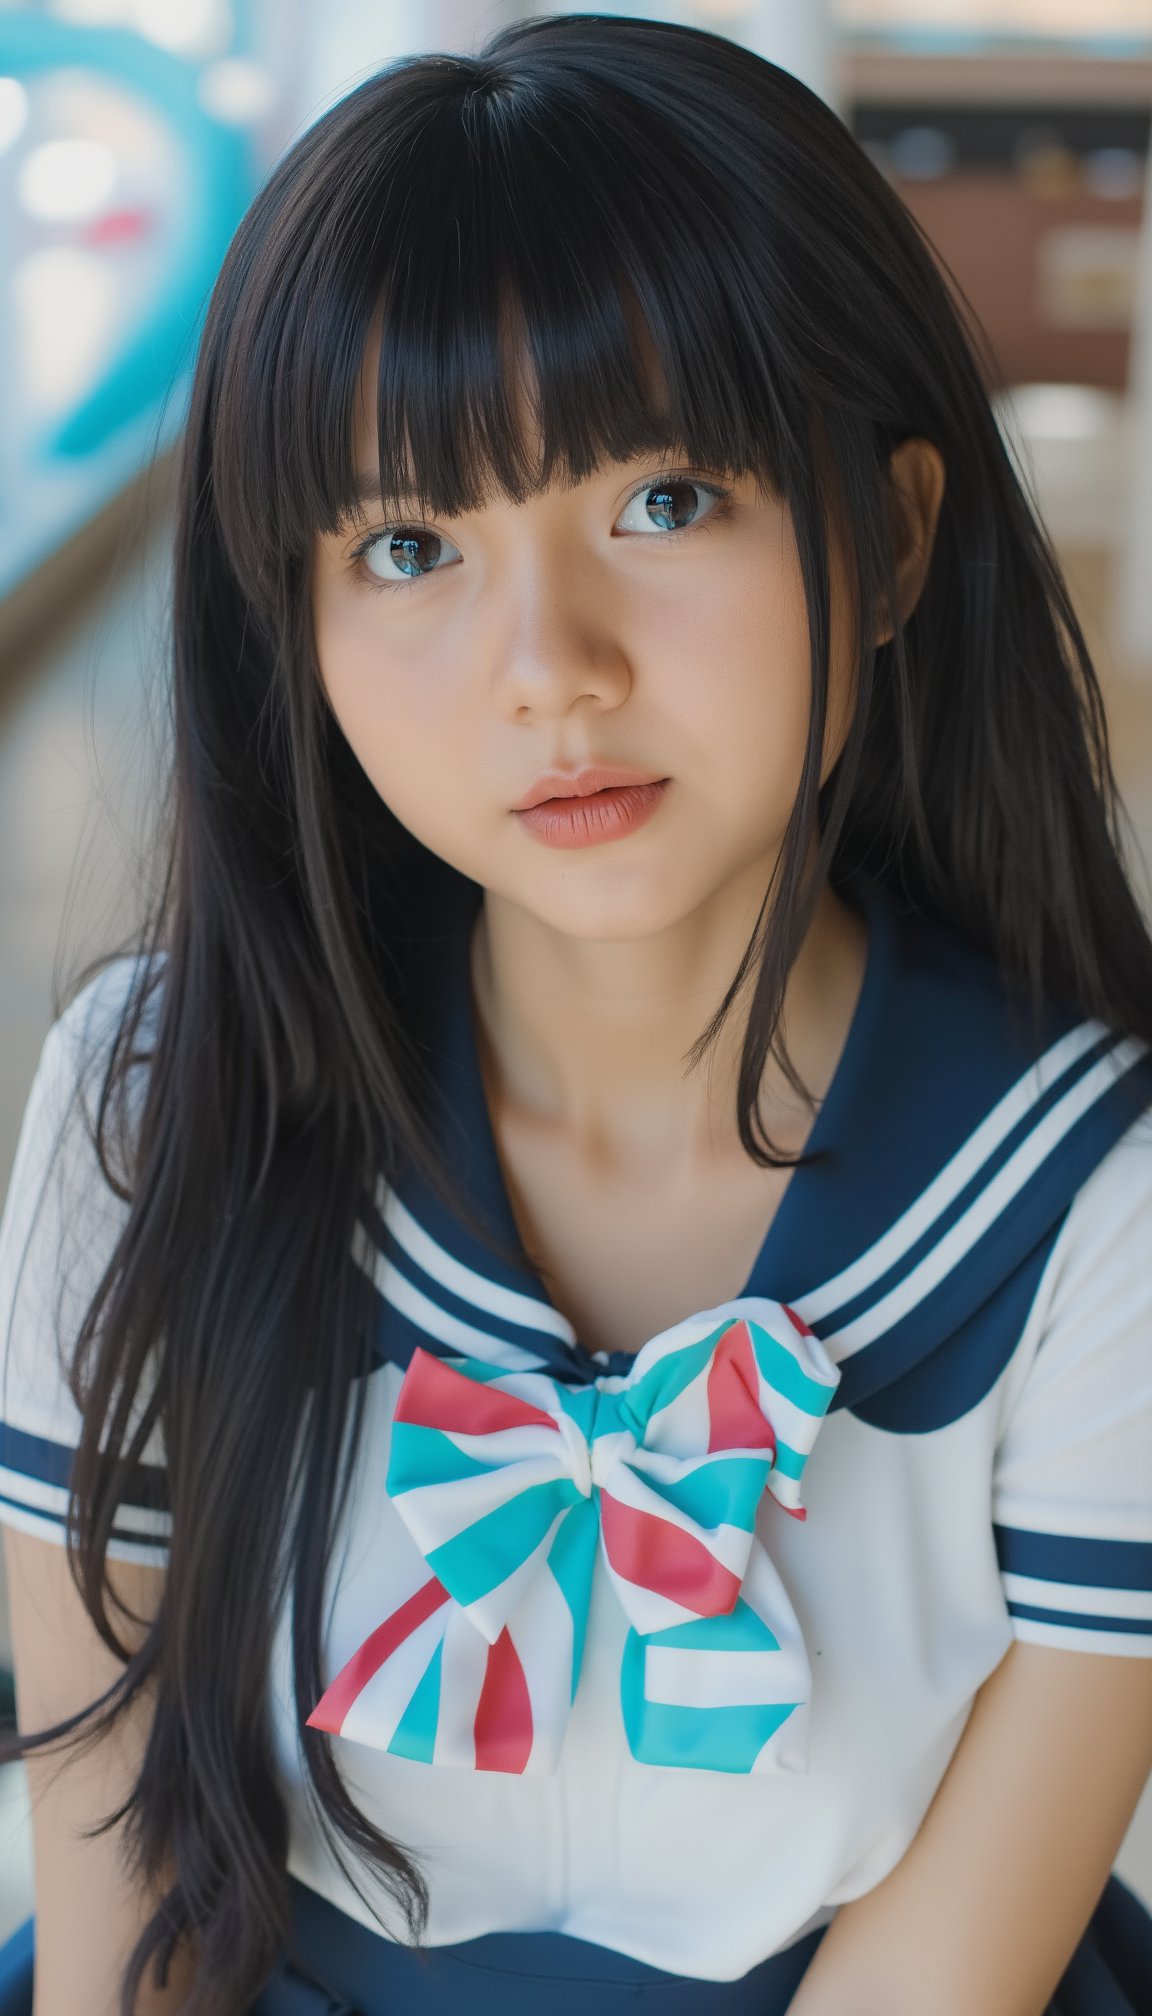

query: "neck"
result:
(468, 861), (868, 1180)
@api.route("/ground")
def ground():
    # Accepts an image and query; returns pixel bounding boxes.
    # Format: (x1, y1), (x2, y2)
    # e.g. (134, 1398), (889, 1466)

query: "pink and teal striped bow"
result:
(307, 1298), (839, 1775)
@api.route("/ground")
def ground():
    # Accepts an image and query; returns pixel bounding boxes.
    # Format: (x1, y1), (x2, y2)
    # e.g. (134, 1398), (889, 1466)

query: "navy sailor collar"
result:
(361, 876), (1152, 1432)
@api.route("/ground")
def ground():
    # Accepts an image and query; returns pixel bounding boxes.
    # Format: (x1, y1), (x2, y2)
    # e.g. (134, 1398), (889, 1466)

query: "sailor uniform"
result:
(1, 873), (1150, 2013)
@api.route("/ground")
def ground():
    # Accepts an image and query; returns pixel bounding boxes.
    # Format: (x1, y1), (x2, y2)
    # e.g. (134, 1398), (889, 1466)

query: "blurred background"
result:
(1, 0), (1151, 1942)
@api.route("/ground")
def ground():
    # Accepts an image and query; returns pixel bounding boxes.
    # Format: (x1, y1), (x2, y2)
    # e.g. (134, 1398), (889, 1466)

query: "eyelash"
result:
(346, 472), (735, 596)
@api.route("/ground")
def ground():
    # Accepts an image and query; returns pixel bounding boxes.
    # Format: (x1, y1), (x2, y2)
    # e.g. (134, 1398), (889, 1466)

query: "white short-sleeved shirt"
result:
(1, 878), (1150, 1985)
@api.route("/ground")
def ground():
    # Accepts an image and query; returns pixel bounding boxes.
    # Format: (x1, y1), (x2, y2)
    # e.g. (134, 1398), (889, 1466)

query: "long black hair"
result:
(5, 13), (1151, 2013)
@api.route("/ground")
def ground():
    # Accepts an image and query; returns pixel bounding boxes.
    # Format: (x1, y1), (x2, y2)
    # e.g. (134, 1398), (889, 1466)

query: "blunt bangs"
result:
(209, 47), (805, 613)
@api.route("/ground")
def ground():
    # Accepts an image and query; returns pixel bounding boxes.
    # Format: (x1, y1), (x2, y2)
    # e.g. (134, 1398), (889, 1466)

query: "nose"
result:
(487, 546), (632, 723)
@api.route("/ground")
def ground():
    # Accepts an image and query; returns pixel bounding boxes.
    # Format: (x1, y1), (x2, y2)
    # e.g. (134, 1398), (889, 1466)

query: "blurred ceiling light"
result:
(134, 0), (233, 61)
(1015, 129), (1081, 198)
(36, 68), (171, 163)
(197, 57), (275, 124)
(14, 244), (119, 410)
(0, 76), (29, 155)
(1083, 147), (1145, 202)
(998, 383), (1120, 443)
(19, 138), (117, 221)
(889, 126), (956, 180)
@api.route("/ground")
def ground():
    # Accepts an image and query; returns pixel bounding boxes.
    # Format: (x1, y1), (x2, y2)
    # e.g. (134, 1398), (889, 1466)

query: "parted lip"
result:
(512, 766), (668, 812)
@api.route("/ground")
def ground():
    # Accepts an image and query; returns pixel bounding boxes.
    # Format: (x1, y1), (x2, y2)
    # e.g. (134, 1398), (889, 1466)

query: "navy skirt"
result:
(0, 1870), (1148, 2012)
(247, 1871), (1152, 2015)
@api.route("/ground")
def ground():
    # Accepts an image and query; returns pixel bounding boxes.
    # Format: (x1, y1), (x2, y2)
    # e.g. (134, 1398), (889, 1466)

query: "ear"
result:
(875, 437), (946, 646)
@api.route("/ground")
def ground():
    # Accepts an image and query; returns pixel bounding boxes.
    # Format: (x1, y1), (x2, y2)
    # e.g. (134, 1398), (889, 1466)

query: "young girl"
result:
(1, 13), (1150, 2015)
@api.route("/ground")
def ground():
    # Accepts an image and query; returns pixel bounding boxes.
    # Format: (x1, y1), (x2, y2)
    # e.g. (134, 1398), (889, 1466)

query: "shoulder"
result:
(0, 951), (164, 1341)
(989, 1107), (1152, 1658)
(857, 882), (1151, 1207)
(1005, 1100), (1152, 1384)
(26, 952), (164, 1168)
(0, 953), (171, 1560)
(870, 889), (1117, 1103)
(41, 950), (162, 1095)
(1055, 1096), (1152, 1237)
(797, 886), (1152, 1427)
(885, 897), (1152, 1240)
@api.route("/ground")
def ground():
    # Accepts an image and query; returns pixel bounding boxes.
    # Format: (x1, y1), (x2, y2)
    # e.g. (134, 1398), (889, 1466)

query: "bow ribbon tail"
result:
(308, 1493), (600, 1773)
(618, 1535), (814, 1776)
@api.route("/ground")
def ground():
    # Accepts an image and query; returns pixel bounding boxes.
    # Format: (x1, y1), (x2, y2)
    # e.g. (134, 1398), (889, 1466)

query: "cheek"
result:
(312, 584), (473, 847)
(663, 548), (813, 821)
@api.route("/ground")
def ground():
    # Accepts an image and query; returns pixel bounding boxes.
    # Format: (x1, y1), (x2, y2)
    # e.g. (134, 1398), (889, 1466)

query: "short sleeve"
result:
(0, 959), (169, 1566)
(991, 1107), (1152, 1657)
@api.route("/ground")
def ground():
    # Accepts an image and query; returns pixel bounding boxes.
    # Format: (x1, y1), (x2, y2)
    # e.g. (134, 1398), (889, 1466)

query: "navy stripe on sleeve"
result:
(994, 1523), (1152, 1593)
(1006, 1600), (1152, 1636)
(0, 1419), (168, 1511)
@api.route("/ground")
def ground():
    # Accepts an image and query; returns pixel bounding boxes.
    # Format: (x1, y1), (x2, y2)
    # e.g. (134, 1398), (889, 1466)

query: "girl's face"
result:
(311, 343), (860, 945)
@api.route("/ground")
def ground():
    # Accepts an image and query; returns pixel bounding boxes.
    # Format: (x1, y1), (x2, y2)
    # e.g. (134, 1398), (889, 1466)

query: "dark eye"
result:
(616, 477), (725, 536)
(355, 526), (463, 587)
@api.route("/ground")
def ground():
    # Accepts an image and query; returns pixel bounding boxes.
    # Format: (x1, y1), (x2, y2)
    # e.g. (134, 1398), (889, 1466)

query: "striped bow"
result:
(307, 1298), (840, 1775)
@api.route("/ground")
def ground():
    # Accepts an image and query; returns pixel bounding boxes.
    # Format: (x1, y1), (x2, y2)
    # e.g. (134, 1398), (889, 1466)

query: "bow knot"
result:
(308, 1299), (839, 1777)
(559, 1407), (637, 1500)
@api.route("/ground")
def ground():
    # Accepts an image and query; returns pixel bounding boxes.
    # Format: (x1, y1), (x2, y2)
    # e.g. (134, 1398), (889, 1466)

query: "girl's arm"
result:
(4, 1527), (199, 2016)
(784, 1637), (1152, 2016)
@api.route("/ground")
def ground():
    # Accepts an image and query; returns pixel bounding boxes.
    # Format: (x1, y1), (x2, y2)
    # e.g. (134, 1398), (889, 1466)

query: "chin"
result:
(524, 875), (707, 943)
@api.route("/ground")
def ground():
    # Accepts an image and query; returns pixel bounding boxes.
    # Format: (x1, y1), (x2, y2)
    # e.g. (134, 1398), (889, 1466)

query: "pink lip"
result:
(512, 764), (667, 812)
(514, 778), (670, 850)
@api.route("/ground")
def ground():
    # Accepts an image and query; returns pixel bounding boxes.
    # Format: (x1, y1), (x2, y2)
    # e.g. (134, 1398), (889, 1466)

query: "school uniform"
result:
(1, 873), (1150, 2015)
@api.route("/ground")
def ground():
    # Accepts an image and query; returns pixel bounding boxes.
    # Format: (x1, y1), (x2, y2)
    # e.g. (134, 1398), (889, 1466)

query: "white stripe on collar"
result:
(374, 1182), (576, 1343)
(798, 1035), (1146, 1356)
(351, 1218), (554, 1372)
(798, 1021), (1113, 1328)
